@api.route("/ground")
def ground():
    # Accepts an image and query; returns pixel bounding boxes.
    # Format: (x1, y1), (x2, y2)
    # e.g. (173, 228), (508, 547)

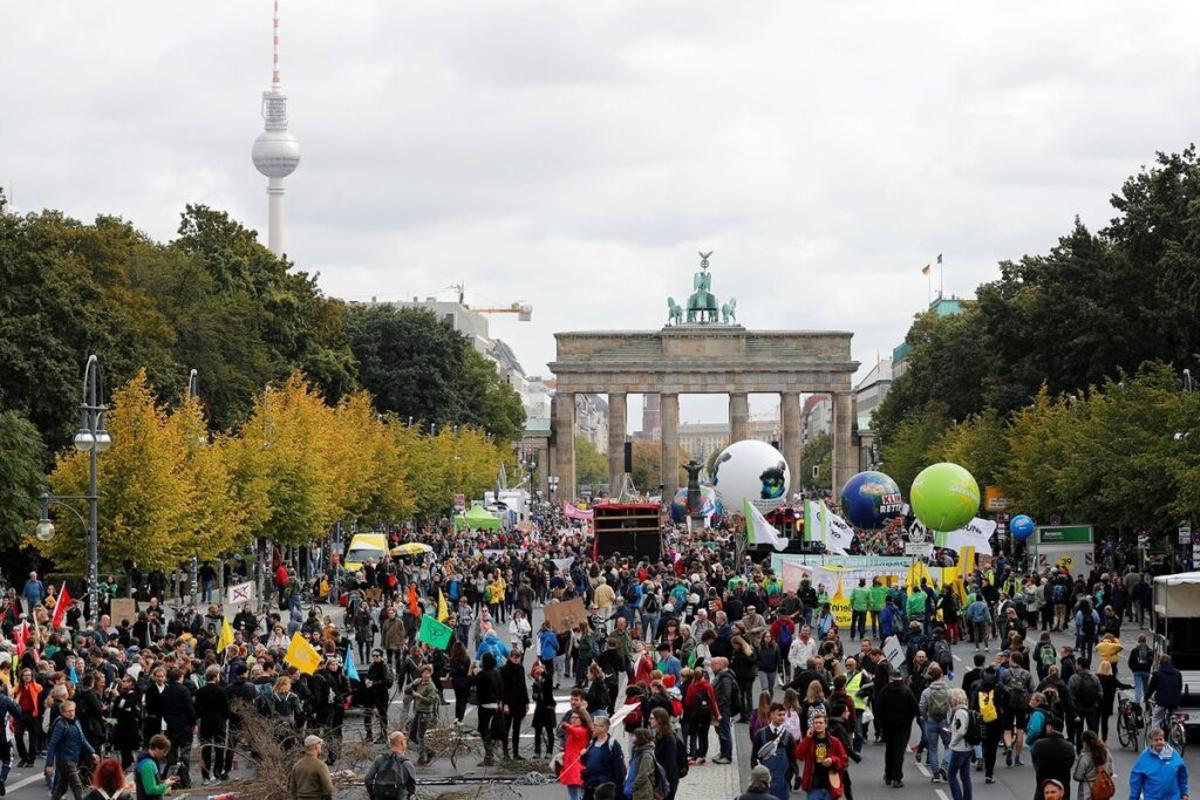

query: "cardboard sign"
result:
(883, 635), (906, 669)
(227, 581), (255, 606)
(110, 598), (137, 626)
(544, 597), (587, 634)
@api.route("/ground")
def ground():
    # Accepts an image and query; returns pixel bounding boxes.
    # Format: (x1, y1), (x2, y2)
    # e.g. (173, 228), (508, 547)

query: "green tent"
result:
(454, 504), (502, 531)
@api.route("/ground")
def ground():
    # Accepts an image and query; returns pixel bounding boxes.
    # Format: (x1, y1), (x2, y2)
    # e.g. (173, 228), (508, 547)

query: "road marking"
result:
(935, 789), (951, 800)
(6, 773), (47, 792)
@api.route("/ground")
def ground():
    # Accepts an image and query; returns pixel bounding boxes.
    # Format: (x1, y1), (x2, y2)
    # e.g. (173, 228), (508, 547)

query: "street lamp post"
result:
(186, 370), (200, 606)
(38, 356), (111, 627)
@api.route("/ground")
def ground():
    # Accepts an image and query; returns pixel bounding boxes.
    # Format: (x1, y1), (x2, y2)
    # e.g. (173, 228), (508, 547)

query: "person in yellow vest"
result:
(844, 656), (870, 751)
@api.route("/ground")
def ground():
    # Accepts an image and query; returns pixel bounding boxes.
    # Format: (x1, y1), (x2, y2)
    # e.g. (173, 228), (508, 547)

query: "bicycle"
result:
(1166, 711), (1188, 756)
(1116, 690), (1145, 750)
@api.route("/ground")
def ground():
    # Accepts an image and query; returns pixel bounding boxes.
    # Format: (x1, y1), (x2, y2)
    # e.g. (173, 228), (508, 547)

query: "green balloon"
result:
(910, 462), (980, 532)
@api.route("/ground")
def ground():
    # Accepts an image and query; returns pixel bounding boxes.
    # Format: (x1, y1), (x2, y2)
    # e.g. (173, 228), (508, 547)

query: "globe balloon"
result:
(711, 439), (791, 514)
(840, 471), (904, 529)
(910, 462), (980, 532)
(1010, 514), (1036, 541)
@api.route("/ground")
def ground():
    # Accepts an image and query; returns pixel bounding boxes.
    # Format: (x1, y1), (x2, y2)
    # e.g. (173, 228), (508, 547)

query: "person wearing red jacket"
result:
(683, 671), (721, 764)
(793, 714), (849, 800)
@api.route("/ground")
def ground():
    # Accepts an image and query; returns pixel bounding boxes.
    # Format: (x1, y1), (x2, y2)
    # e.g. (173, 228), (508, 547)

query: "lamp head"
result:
(74, 429), (95, 452)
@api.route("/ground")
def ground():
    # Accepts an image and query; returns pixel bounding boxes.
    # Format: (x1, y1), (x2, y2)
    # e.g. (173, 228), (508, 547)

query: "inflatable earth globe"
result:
(669, 485), (724, 524)
(910, 462), (980, 532)
(711, 439), (791, 514)
(840, 470), (904, 529)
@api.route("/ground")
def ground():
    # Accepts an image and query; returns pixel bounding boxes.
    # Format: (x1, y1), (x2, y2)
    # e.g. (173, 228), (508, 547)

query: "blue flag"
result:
(344, 648), (359, 681)
(68, 663), (78, 685)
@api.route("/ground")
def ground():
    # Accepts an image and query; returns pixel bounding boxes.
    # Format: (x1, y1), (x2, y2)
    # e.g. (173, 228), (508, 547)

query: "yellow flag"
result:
(218, 618), (234, 653)
(284, 632), (322, 675)
(437, 590), (449, 623)
(961, 546), (977, 575)
(830, 579), (852, 631)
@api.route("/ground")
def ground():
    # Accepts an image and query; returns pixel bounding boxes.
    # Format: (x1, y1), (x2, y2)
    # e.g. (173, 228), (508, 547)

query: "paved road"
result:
(4, 605), (1194, 800)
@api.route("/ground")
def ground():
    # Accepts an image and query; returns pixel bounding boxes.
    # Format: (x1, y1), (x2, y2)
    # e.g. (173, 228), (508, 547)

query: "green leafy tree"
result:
(0, 410), (46, 549)
(347, 305), (469, 428)
(880, 405), (950, 493)
(456, 347), (526, 443)
(932, 408), (1010, 492)
(630, 441), (691, 493)
(575, 436), (607, 486)
(798, 433), (832, 491)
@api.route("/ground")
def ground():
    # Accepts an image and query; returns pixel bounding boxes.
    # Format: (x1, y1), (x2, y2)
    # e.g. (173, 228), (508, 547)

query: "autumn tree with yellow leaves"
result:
(41, 370), (513, 569)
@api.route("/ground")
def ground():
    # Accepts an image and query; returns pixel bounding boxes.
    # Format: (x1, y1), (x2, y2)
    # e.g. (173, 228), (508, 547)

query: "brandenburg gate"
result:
(547, 253), (860, 500)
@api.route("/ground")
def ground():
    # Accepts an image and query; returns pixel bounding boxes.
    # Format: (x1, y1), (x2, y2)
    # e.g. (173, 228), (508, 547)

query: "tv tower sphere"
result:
(252, 117), (300, 178)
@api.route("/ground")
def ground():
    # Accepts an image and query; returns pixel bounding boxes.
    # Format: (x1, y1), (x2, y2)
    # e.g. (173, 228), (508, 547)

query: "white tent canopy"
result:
(1154, 571), (1200, 587)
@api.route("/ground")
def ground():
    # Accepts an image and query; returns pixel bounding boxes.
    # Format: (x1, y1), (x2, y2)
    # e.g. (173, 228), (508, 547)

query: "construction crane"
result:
(449, 283), (533, 321)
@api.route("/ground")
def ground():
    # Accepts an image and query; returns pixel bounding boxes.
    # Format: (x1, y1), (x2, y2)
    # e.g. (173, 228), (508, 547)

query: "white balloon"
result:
(711, 439), (791, 515)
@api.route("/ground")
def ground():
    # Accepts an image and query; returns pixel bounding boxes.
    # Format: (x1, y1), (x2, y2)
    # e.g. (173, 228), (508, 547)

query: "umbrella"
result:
(390, 542), (434, 557)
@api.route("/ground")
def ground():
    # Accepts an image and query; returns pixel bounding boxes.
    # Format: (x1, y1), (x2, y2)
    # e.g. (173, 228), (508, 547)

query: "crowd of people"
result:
(0, 509), (1191, 800)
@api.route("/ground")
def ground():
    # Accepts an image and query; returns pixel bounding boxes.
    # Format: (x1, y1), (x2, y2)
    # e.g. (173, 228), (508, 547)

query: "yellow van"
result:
(344, 533), (388, 573)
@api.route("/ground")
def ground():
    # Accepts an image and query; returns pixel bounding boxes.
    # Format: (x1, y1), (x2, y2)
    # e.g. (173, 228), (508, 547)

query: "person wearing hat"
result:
(737, 765), (784, 800)
(288, 735), (333, 800)
(876, 667), (918, 787)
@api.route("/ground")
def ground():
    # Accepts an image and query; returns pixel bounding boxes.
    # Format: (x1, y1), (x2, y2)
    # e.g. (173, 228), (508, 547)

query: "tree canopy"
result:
(873, 147), (1200, 546)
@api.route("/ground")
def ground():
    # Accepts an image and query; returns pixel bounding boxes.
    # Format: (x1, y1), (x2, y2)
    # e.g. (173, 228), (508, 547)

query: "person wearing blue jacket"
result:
(44, 700), (96, 800)
(1129, 727), (1189, 800)
(538, 621), (560, 668)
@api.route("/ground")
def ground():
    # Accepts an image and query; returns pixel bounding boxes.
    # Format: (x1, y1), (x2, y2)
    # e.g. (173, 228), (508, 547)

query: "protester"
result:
(1129, 727), (1189, 800)
(289, 735), (334, 800)
(364, 732), (416, 800)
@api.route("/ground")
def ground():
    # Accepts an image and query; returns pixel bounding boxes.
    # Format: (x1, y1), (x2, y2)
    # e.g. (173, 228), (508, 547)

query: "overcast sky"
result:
(5, 2), (1199, 424)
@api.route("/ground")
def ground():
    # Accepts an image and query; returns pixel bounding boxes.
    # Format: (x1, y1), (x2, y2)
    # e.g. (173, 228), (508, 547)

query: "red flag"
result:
(15, 622), (28, 657)
(51, 584), (72, 630)
(407, 585), (420, 619)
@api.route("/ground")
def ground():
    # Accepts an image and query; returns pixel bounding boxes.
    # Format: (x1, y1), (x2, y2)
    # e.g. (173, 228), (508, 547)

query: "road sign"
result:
(1179, 522), (1192, 545)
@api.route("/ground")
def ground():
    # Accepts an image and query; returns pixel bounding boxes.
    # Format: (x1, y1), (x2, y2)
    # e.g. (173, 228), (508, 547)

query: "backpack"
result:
(642, 594), (660, 615)
(693, 687), (713, 716)
(978, 690), (998, 723)
(367, 753), (416, 800)
(777, 623), (793, 649)
(932, 640), (952, 668)
(1082, 612), (1096, 638)
(674, 732), (689, 778)
(1091, 764), (1116, 800)
(1076, 673), (1101, 710)
(1052, 584), (1065, 603)
(964, 708), (983, 746)
(1040, 643), (1057, 667)
(1005, 670), (1030, 711)
(653, 756), (670, 800)
(927, 686), (950, 722)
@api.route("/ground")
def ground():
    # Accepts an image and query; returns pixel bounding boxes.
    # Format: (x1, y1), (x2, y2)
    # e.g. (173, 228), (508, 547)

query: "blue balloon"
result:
(1011, 514), (1036, 541)
(839, 471), (904, 529)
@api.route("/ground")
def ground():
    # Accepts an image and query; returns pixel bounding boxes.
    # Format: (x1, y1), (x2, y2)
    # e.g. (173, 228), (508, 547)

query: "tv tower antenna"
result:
(251, 0), (300, 258)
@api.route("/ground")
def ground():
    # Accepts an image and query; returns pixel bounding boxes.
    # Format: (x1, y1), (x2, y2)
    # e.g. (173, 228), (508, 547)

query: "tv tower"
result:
(251, 0), (300, 258)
